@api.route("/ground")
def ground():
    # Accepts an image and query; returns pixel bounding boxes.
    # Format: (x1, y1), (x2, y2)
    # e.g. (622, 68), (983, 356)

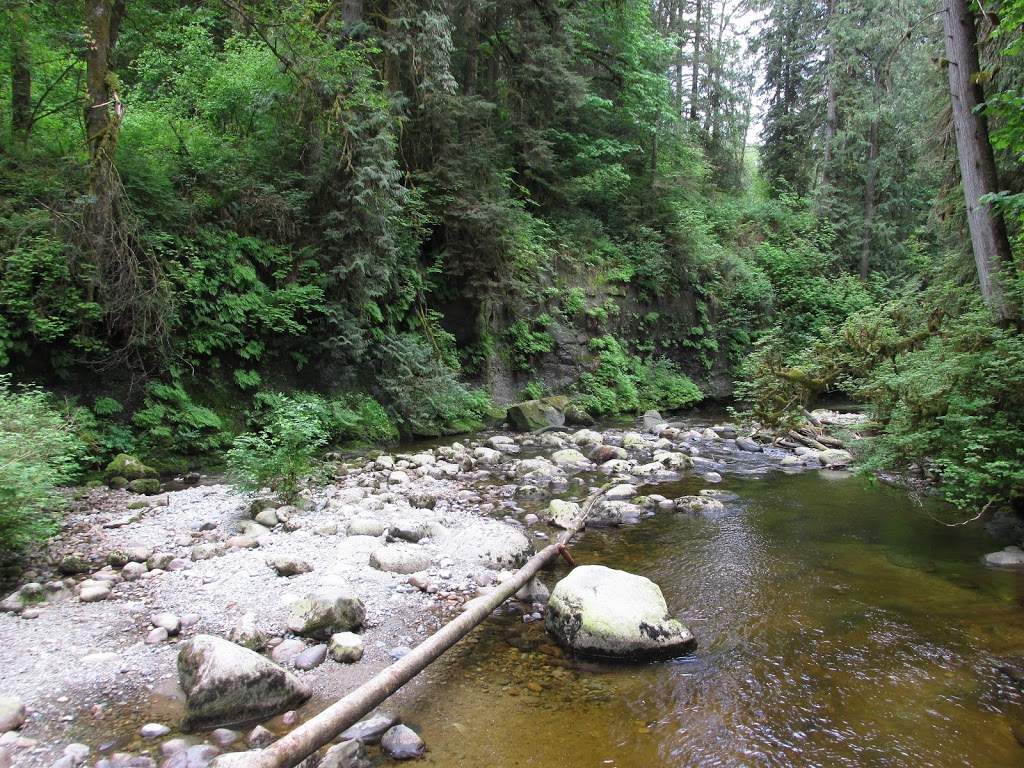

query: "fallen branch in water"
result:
(209, 484), (611, 768)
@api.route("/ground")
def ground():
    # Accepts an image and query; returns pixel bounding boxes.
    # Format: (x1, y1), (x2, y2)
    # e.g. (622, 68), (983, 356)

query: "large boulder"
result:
(545, 565), (695, 660)
(287, 588), (365, 639)
(176, 635), (311, 732)
(104, 453), (158, 483)
(984, 546), (1024, 568)
(439, 523), (532, 568)
(369, 545), (431, 575)
(818, 449), (854, 467)
(506, 396), (569, 432)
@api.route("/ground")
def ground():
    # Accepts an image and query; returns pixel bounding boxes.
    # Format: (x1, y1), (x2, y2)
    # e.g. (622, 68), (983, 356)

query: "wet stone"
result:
(381, 725), (425, 760)
(293, 644), (328, 671)
(247, 726), (275, 749)
(339, 713), (400, 745)
(139, 723), (170, 739)
(209, 729), (240, 747)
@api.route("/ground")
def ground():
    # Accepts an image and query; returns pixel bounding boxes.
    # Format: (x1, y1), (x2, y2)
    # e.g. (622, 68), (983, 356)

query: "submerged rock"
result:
(176, 635), (311, 732)
(381, 725), (425, 760)
(545, 565), (695, 660)
(984, 546), (1024, 569)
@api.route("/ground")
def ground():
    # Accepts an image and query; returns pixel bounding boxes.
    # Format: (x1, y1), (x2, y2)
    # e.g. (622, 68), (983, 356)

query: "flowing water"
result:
(395, 469), (1024, 767)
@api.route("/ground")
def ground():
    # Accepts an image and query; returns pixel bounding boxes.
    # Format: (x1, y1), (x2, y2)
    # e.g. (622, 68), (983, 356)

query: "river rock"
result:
(0, 698), (26, 733)
(339, 713), (400, 745)
(270, 639), (306, 666)
(507, 397), (568, 431)
(622, 433), (647, 450)
(545, 565), (695, 660)
(58, 554), (91, 575)
(586, 500), (641, 528)
(247, 726), (276, 749)
(589, 445), (627, 463)
(152, 612), (182, 635)
(254, 510), (280, 527)
(177, 635), (311, 732)
(268, 557), (314, 577)
(605, 484), (638, 501)
(388, 521), (429, 543)
(318, 740), (371, 768)
(516, 577), (550, 603)
(440, 522), (532, 568)
(818, 449), (854, 467)
(237, 520), (271, 538)
(228, 613), (266, 651)
(190, 543), (225, 561)
(473, 447), (504, 465)
(550, 449), (591, 468)
(347, 517), (387, 537)
(293, 645), (328, 671)
(329, 632), (364, 663)
(735, 437), (763, 453)
(121, 562), (148, 581)
(675, 496), (726, 515)
(570, 429), (603, 447)
(984, 546), (1024, 568)
(287, 588), (365, 639)
(642, 410), (665, 432)
(564, 404), (596, 426)
(105, 454), (157, 483)
(546, 499), (580, 530)
(140, 723), (170, 739)
(409, 493), (437, 509)
(381, 725), (425, 760)
(369, 545), (431, 574)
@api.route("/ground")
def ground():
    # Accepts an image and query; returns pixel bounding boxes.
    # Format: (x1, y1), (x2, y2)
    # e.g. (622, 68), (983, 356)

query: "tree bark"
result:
(690, 0), (702, 122)
(10, 2), (32, 140)
(820, 0), (837, 196)
(860, 65), (881, 281)
(942, 0), (1014, 317)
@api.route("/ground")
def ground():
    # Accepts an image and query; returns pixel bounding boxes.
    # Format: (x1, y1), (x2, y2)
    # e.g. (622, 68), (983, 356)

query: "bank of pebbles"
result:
(0, 413), (857, 767)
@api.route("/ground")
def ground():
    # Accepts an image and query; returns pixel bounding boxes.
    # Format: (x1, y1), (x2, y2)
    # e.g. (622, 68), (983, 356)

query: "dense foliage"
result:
(1, 0), (1024, 525)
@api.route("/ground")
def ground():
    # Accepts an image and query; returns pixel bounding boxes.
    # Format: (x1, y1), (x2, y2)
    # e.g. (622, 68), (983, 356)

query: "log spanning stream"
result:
(386, 461), (1024, 767)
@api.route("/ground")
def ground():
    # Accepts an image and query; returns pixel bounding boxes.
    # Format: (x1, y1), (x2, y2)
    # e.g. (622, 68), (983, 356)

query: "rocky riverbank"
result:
(0, 411), (864, 768)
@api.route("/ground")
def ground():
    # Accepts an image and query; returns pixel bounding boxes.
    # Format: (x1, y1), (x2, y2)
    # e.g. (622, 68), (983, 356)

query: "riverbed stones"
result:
(293, 645), (328, 671)
(818, 449), (854, 467)
(545, 565), (695, 660)
(270, 639), (306, 666)
(0, 698), (26, 733)
(675, 496), (726, 515)
(176, 635), (311, 732)
(287, 588), (365, 639)
(735, 437), (763, 453)
(569, 429), (603, 447)
(439, 523), (532, 568)
(228, 613), (266, 651)
(589, 445), (627, 464)
(369, 545), (431, 575)
(347, 517), (387, 537)
(605, 484), (638, 501)
(506, 397), (568, 431)
(191, 543), (225, 561)
(550, 449), (591, 468)
(546, 500), (580, 530)
(622, 433), (647, 450)
(586, 500), (641, 528)
(381, 725), (425, 760)
(473, 447), (504, 465)
(329, 632), (364, 663)
(984, 546), (1024, 568)
(339, 713), (399, 745)
(319, 740), (371, 768)
(268, 556), (314, 577)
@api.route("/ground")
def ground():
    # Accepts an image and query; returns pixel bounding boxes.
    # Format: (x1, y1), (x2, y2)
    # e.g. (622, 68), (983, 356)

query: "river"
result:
(391, 462), (1024, 767)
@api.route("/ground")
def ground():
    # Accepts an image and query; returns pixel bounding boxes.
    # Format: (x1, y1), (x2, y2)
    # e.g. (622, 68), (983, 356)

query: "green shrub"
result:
(0, 376), (87, 558)
(560, 287), (586, 317)
(133, 379), (229, 456)
(504, 318), (555, 372)
(226, 395), (330, 503)
(572, 335), (703, 415)
(375, 334), (492, 437)
(521, 381), (547, 401)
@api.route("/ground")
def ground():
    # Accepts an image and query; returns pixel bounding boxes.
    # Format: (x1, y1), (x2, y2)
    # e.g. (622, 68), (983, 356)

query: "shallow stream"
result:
(393, 468), (1024, 767)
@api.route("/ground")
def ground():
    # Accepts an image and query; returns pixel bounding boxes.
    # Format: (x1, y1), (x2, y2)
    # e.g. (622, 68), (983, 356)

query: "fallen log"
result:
(788, 430), (828, 452)
(209, 485), (610, 768)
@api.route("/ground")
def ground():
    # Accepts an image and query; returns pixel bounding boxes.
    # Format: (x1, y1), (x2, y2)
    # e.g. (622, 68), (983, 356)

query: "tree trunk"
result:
(820, 0), (837, 195)
(10, 2), (32, 140)
(860, 107), (879, 281)
(942, 0), (1014, 317)
(690, 0), (702, 122)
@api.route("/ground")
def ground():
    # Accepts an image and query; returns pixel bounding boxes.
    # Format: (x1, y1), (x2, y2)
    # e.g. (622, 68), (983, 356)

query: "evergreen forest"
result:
(2, 0), (1024, 554)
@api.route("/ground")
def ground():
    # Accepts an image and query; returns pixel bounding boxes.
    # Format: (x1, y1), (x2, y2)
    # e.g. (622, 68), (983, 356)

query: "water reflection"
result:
(399, 470), (1024, 767)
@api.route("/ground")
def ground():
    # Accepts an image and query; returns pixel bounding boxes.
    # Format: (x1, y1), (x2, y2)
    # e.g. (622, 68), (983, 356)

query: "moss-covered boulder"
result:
(287, 588), (365, 640)
(105, 454), (158, 483)
(177, 635), (311, 732)
(507, 396), (570, 432)
(128, 478), (161, 495)
(545, 565), (695, 660)
(564, 404), (596, 426)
